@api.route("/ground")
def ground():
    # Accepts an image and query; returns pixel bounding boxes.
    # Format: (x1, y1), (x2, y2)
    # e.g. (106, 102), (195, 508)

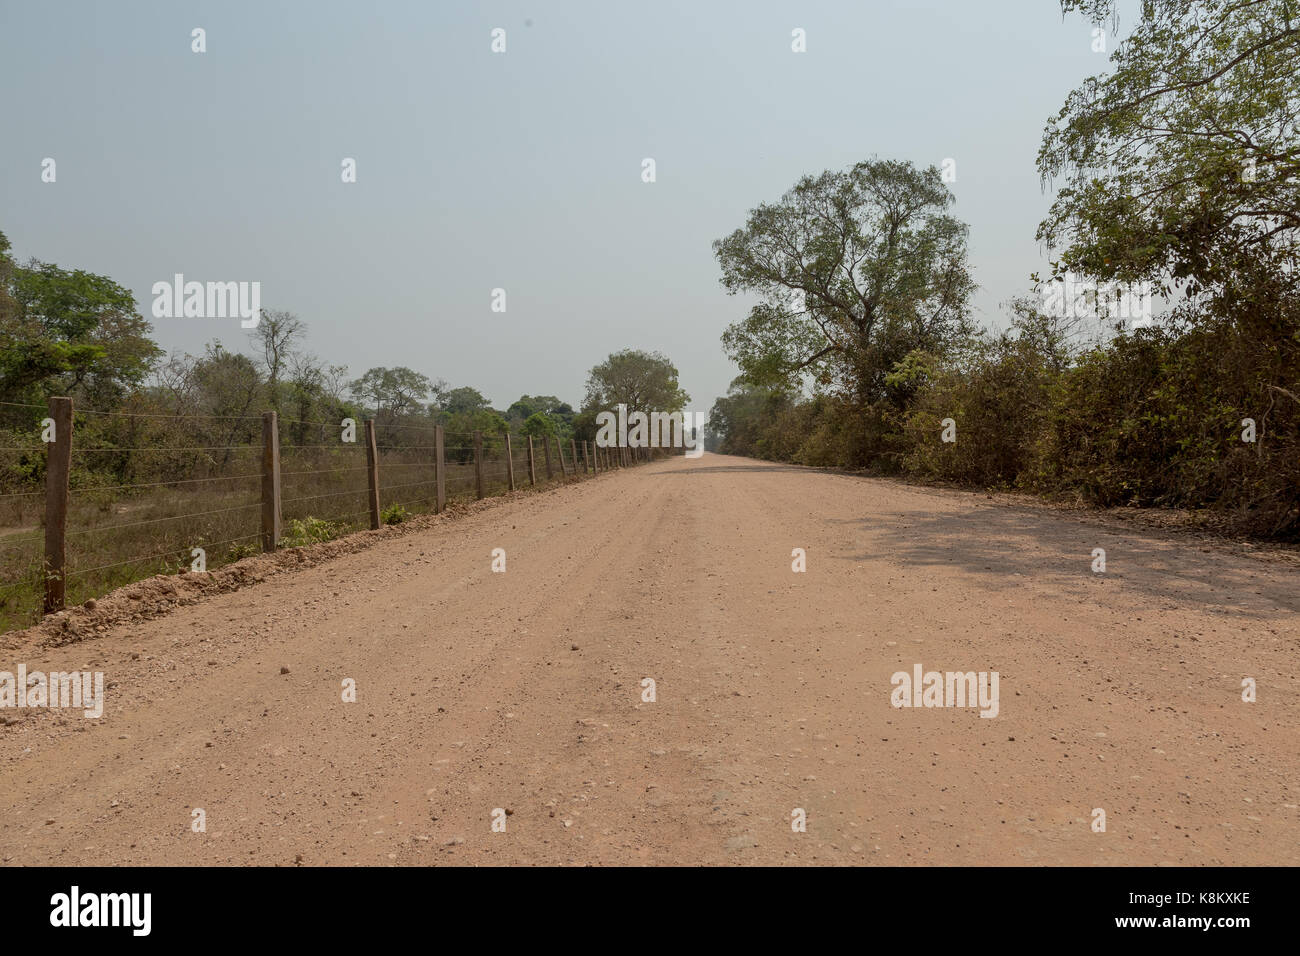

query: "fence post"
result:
(435, 424), (446, 513)
(42, 396), (73, 614)
(583, 440), (591, 474)
(543, 435), (552, 480)
(527, 435), (537, 485)
(473, 431), (485, 499)
(505, 433), (516, 491)
(261, 410), (282, 552)
(364, 419), (381, 530)
(555, 436), (566, 478)
(570, 438), (579, 477)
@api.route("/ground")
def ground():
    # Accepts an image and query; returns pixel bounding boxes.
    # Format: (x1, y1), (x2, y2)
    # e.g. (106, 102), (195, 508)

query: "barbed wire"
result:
(281, 466), (370, 478)
(65, 502), (260, 536)
(68, 531), (264, 578)
(70, 473), (262, 494)
(73, 445), (261, 453)
(282, 488), (368, 506)
(73, 408), (265, 422)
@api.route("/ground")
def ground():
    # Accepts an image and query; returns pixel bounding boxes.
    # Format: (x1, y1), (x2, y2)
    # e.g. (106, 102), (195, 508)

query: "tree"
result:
(348, 366), (432, 419)
(713, 159), (975, 405)
(189, 342), (264, 469)
(1, 246), (161, 407)
(438, 386), (491, 415)
(506, 398), (536, 423)
(512, 394), (572, 418)
(0, 231), (18, 329)
(1037, 0), (1300, 297)
(707, 378), (796, 455)
(520, 411), (556, 437)
(248, 309), (305, 408)
(582, 350), (689, 415)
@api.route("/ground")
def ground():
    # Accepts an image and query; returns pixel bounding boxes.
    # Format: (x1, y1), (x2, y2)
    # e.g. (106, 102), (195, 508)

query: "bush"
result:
(280, 516), (343, 548)
(708, 294), (1300, 539)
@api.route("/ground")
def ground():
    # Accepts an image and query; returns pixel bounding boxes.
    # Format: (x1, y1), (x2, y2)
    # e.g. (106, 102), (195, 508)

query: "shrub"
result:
(280, 516), (343, 548)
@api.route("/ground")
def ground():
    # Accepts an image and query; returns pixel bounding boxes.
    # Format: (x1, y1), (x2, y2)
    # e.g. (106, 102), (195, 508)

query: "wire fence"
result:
(0, 400), (665, 634)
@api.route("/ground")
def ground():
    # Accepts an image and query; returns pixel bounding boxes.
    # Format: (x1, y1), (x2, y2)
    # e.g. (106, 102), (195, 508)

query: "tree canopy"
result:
(0, 235), (161, 407)
(581, 349), (689, 415)
(713, 158), (975, 403)
(1037, 0), (1300, 297)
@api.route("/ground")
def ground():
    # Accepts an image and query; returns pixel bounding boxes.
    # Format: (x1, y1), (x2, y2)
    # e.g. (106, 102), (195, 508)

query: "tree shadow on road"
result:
(828, 505), (1299, 621)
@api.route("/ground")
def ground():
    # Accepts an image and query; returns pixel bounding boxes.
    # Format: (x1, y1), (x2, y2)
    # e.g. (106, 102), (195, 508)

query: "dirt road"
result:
(2, 453), (1296, 865)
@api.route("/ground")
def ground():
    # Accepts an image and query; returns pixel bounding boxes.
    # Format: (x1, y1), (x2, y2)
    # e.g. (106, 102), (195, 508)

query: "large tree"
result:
(438, 386), (491, 415)
(348, 366), (432, 419)
(713, 159), (975, 404)
(1037, 0), (1300, 297)
(0, 241), (161, 408)
(581, 349), (689, 415)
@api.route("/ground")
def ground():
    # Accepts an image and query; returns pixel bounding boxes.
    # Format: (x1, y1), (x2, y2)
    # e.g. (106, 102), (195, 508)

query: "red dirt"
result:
(1, 453), (1296, 865)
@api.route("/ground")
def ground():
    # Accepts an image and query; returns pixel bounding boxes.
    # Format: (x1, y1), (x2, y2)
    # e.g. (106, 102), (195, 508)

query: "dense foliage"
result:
(709, 0), (1300, 538)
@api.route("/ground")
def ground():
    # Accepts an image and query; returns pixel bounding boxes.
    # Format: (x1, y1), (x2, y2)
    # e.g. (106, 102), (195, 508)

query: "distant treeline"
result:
(0, 223), (688, 495)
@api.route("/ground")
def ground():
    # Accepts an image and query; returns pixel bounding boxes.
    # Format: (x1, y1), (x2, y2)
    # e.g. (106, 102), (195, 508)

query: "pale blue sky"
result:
(0, 0), (1129, 416)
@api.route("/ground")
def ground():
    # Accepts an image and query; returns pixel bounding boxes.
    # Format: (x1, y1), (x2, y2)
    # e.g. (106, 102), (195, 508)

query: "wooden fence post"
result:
(435, 424), (446, 513)
(570, 438), (579, 477)
(261, 410), (282, 552)
(527, 436), (537, 485)
(474, 431), (485, 499)
(364, 418), (381, 530)
(543, 435), (552, 480)
(583, 440), (591, 474)
(42, 396), (73, 614)
(504, 433), (516, 491)
(555, 436), (566, 478)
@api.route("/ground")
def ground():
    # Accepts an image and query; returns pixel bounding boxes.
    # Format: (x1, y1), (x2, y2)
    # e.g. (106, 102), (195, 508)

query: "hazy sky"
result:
(0, 0), (1129, 417)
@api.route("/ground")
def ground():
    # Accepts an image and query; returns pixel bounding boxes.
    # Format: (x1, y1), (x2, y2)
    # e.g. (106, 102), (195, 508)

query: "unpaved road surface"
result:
(2, 453), (1297, 865)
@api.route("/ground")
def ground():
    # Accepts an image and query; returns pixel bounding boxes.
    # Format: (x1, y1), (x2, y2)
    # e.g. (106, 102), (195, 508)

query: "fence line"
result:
(13, 398), (671, 620)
